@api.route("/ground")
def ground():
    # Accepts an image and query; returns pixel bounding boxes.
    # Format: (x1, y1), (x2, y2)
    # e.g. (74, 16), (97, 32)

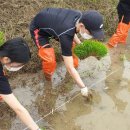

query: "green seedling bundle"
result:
(74, 40), (108, 60)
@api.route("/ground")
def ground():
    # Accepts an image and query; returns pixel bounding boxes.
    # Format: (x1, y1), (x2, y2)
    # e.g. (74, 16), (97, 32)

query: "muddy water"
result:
(0, 33), (130, 130)
(45, 33), (130, 130)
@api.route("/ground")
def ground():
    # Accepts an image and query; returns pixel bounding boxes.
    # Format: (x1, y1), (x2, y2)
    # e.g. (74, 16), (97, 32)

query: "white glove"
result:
(81, 87), (88, 96)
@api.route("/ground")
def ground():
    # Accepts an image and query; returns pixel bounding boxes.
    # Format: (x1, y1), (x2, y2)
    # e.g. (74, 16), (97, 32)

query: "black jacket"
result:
(30, 8), (82, 56)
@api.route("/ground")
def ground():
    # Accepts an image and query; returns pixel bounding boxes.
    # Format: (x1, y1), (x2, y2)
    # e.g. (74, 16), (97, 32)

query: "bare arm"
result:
(62, 55), (85, 88)
(73, 34), (81, 44)
(1, 94), (39, 130)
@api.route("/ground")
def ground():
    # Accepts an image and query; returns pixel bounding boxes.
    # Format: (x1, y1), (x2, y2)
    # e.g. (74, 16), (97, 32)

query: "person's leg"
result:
(108, 16), (130, 47)
(30, 29), (56, 81)
(72, 42), (79, 68)
(0, 93), (40, 130)
(107, 2), (130, 48)
(38, 44), (56, 80)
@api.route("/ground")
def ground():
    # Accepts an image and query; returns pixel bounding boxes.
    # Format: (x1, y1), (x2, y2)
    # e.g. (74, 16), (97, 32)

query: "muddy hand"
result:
(81, 87), (93, 101)
(81, 87), (88, 96)
(84, 90), (93, 102)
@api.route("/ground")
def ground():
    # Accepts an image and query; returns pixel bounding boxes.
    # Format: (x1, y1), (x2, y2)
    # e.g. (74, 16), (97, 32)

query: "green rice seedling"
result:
(74, 40), (108, 60)
(39, 128), (46, 130)
(0, 31), (5, 47)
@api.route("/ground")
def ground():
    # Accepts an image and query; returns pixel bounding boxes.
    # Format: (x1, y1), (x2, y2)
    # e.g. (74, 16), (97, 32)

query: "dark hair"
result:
(0, 37), (31, 63)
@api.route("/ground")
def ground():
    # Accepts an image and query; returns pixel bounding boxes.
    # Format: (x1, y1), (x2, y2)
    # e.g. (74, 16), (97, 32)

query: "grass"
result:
(74, 40), (108, 60)
(0, 31), (5, 47)
(41, 128), (46, 130)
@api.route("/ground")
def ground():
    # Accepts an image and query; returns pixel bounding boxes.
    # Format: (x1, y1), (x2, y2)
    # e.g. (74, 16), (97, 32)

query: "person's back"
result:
(31, 8), (82, 40)
(30, 8), (82, 49)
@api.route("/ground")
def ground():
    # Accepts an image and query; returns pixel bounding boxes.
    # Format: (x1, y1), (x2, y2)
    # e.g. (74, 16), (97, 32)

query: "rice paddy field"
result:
(1, 0), (130, 130)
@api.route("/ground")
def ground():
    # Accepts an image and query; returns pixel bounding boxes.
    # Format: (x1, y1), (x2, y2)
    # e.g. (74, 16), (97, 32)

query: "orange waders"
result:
(107, 16), (130, 48)
(72, 42), (79, 68)
(34, 29), (56, 81)
(38, 44), (56, 81)
(34, 30), (79, 80)
(38, 42), (78, 80)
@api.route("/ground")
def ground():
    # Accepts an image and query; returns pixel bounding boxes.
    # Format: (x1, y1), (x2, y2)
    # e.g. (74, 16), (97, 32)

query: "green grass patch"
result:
(0, 31), (5, 47)
(41, 128), (46, 130)
(74, 40), (108, 60)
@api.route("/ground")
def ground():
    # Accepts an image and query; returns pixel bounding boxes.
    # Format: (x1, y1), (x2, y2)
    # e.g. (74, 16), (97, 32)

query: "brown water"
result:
(45, 32), (130, 130)
(0, 33), (130, 130)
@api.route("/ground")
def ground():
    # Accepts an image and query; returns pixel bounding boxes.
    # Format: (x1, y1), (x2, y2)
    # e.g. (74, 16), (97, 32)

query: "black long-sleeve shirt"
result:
(30, 8), (82, 56)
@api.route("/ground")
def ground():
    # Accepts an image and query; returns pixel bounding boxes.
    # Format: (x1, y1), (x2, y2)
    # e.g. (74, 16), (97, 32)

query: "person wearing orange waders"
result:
(0, 37), (42, 130)
(30, 8), (105, 97)
(107, 0), (130, 48)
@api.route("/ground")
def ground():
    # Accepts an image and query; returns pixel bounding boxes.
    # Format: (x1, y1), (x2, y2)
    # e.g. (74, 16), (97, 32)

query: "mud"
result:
(1, 38), (130, 130)
(43, 33), (130, 130)
(0, 42), (128, 130)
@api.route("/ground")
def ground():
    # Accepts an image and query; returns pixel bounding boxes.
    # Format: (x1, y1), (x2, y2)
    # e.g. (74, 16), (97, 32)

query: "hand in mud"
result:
(83, 90), (93, 102)
(81, 87), (88, 97)
(81, 87), (93, 102)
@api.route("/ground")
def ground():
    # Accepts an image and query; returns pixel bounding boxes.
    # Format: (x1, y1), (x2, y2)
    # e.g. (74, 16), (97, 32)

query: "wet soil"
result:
(1, 39), (130, 130)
